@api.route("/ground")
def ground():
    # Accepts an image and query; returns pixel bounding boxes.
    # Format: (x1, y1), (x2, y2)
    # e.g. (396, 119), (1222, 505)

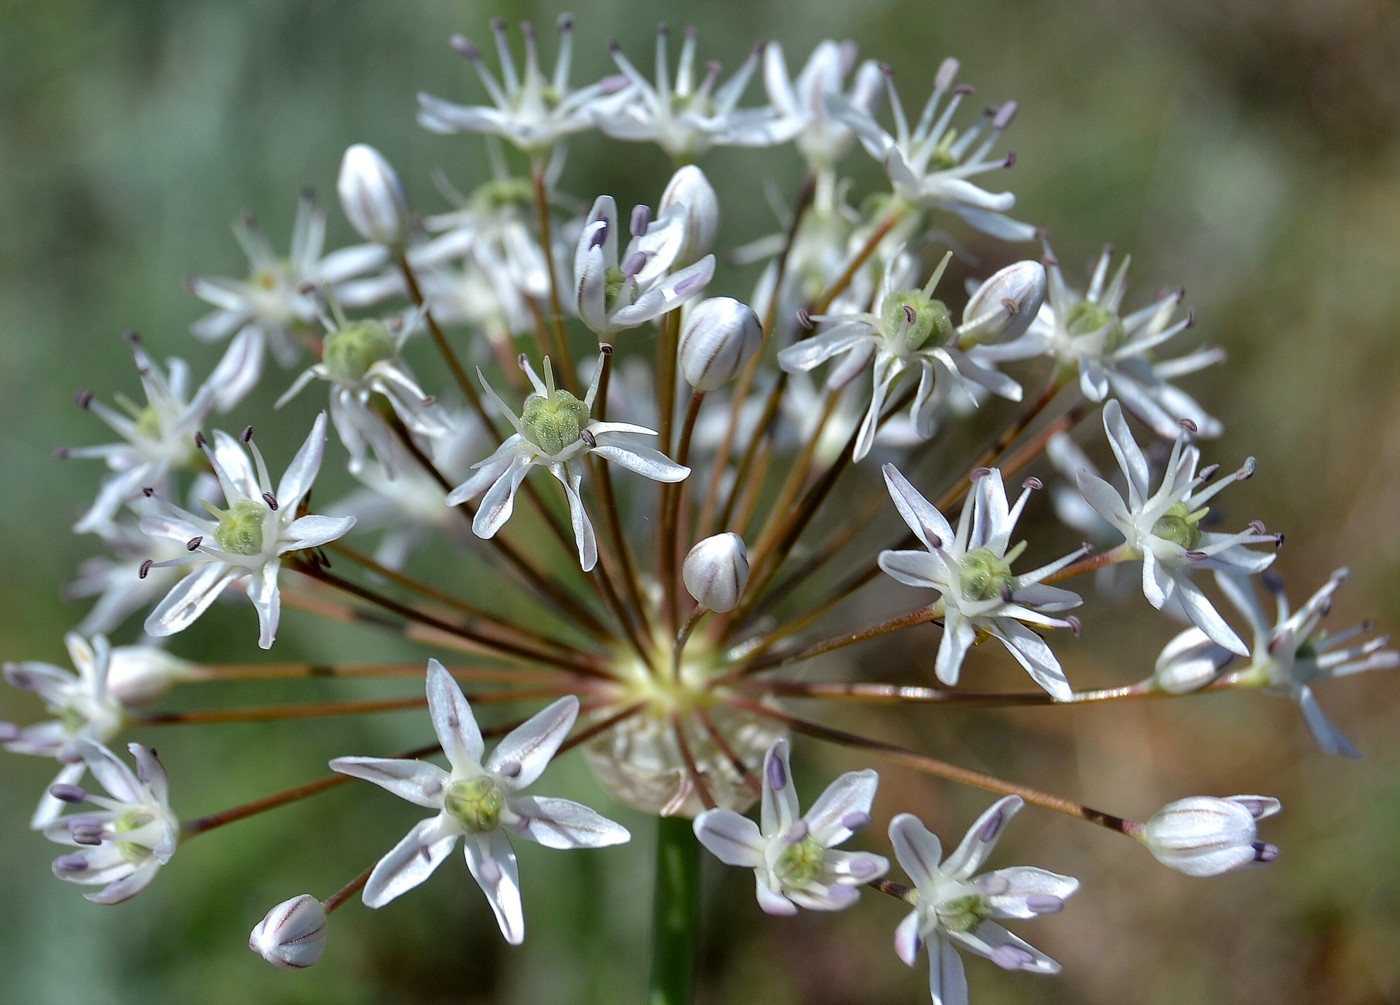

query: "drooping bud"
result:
(678, 298), (763, 391)
(683, 533), (750, 612)
(337, 144), (410, 248)
(1151, 628), (1232, 694)
(106, 646), (195, 706)
(959, 260), (1047, 346)
(659, 165), (719, 266)
(249, 894), (329, 969)
(1140, 795), (1281, 877)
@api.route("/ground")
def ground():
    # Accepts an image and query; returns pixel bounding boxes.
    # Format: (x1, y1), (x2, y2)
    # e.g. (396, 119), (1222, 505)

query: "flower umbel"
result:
(331, 661), (630, 944)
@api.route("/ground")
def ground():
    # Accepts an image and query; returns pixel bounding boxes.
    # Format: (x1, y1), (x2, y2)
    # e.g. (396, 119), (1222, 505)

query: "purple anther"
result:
(240, 426), (255, 443)
(1237, 457), (1257, 479)
(194, 431), (207, 449)
(558, 13), (575, 31)
(1198, 462), (1220, 481)
(1177, 417), (1198, 435)
(621, 250), (648, 279)
(496, 759), (521, 779)
(49, 783), (88, 804)
(296, 280), (317, 296)
(600, 342), (615, 356)
(142, 486), (155, 498)
(878, 62), (895, 78)
(783, 820), (810, 845)
(1001, 296), (1019, 314)
(841, 811), (872, 832)
(1261, 571), (1284, 594)
(989, 944), (1036, 971)
(1025, 894), (1064, 914)
(993, 100), (1019, 130)
(262, 492), (279, 512)
(975, 874), (1010, 895)
(1184, 550), (1207, 561)
(520, 20), (537, 40)
(588, 221), (610, 251)
(1186, 307), (1197, 328)
(70, 823), (104, 847)
(629, 204), (651, 238)
(489, 16), (506, 32)
(953, 83), (976, 97)
(123, 329), (142, 345)
(1066, 615), (1082, 638)
(75, 388), (94, 409)
(765, 751), (788, 792)
(1253, 842), (1279, 864)
(53, 853), (90, 875)
(242, 210), (258, 230)
(1041, 253), (1058, 267)
(1249, 519), (1267, 535)
(1022, 476), (1043, 491)
(978, 808), (1004, 843)
(848, 855), (881, 880)
(1001, 585), (1015, 603)
(480, 856), (503, 886)
(139, 559), (153, 580)
(1003, 151), (1018, 169)
(53, 446), (69, 460)
(606, 38), (622, 55)
(186, 536), (203, 552)
(902, 303), (917, 325)
(580, 428), (597, 448)
(795, 308), (813, 330)
(673, 270), (707, 297)
(970, 466), (992, 481)
(450, 34), (479, 60)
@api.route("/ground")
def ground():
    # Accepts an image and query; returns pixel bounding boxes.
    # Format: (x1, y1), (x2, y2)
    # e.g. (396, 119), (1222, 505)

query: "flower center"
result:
(114, 808), (154, 861)
(775, 835), (826, 886)
(1151, 501), (1203, 551)
(322, 320), (396, 384)
(959, 546), (1014, 601)
(1065, 300), (1127, 352)
(936, 891), (991, 933)
(521, 389), (591, 455)
(882, 290), (953, 353)
(444, 776), (506, 833)
(213, 499), (269, 556)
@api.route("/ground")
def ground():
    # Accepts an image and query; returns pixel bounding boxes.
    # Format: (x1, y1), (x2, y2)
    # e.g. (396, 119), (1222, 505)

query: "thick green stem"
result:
(648, 815), (700, 1005)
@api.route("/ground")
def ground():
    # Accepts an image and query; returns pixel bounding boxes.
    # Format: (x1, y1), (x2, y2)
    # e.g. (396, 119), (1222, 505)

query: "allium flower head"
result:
(331, 661), (630, 944)
(878, 464), (1085, 699)
(890, 797), (1078, 1005)
(693, 739), (888, 915)
(447, 353), (688, 571)
(140, 413), (356, 648)
(1076, 400), (1279, 655)
(44, 740), (179, 904)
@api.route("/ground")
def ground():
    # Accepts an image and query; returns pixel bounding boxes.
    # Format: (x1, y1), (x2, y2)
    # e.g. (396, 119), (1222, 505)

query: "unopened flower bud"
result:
(1141, 795), (1281, 877)
(659, 165), (719, 266)
(249, 894), (328, 969)
(959, 260), (1047, 346)
(683, 533), (750, 612)
(1151, 628), (1232, 694)
(106, 646), (195, 707)
(678, 298), (763, 391)
(337, 144), (410, 248)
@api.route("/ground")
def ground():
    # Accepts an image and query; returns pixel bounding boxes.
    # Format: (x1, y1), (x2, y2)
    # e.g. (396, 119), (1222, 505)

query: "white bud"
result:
(337, 144), (410, 248)
(659, 165), (719, 266)
(958, 260), (1047, 346)
(678, 298), (763, 391)
(106, 646), (194, 706)
(1141, 795), (1281, 877)
(249, 894), (328, 969)
(1151, 628), (1231, 694)
(683, 533), (750, 612)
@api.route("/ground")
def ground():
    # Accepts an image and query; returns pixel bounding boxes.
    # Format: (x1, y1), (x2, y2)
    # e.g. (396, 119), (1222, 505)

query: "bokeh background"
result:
(2, 1), (1399, 1003)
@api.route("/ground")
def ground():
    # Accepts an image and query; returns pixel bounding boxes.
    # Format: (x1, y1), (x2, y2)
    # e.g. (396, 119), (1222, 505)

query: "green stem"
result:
(648, 815), (700, 1005)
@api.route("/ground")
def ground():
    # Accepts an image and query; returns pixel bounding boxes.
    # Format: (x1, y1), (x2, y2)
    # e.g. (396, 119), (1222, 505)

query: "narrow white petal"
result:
(487, 695), (578, 789)
(889, 813), (944, 890)
(881, 464), (955, 552)
(759, 738), (800, 837)
(942, 796), (1023, 879)
(463, 831), (524, 944)
(330, 755), (450, 808)
(803, 769), (880, 846)
(507, 795), (630, 849)
(426, 660), (485, 768)
(362, 816), (459, 908)
(693, 810), (766, 867)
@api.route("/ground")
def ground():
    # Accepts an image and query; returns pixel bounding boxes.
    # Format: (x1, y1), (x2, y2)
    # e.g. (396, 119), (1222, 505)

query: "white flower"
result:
(66, 336), (215, 534)
(447, 354), (688, 571)
(337, 144), (411, 248)
(878, 464), (1084, 700)
(830, 58), (1034, 240)
(139, 413), (356, 648)
(1076, 400), (1279, 655)
(330, 660), (630, 944)
(1153, 569), (1398, 757)
(777, 254), (1042, 461)
(249, 894), (329, 969)
(890, 797), (1077, 1005)
(573, 192), (716, 336)
(763, 39), (882, 170)
(188, 193), (388, 410)
(598, 26), (799, 161)
(417, 15), (618, 156)
(693, 738), (887, 914)
(44, 740), (179, 904)
(998, 241), (1224, 439)
(682, 533), (750, 613)
(1140, 795), (1280, 877)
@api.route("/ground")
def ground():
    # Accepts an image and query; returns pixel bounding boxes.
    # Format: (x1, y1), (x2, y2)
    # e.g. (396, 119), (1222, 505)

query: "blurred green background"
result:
(2, 1), (1399, 1003)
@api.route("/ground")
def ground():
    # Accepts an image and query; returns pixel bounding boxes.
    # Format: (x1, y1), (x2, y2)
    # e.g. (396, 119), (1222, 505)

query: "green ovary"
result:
(959, 547), (1014, 601)
(883, 290), (953, 353)
(775, 835), (827, 887)
(322, 320), (396, 384)
(1151, 501), (1203, 550)
(214, 499), (268, 556)
(114, 809), (154, 861)
(521, 390), (591, 455)
(937, 892), (991, 933)
(445, 776), (506, 833)
(1065, 300), (1126, 351)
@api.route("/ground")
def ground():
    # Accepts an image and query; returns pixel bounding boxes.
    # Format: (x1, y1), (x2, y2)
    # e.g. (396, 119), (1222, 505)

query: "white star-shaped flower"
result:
(890, 797), (1077, 1005)
(1075, 400), (1279, 655)
(139, 413), (356, 649)
(693, 738), (888, 915)
(878, 464), (1085, 699)
(331, 660), (630, 944)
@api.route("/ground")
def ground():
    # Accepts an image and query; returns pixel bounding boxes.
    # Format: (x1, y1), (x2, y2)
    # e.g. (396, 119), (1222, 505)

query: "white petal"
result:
(1174, 576), (1248, 656)
(590, 438), (690, 482)
(281, 514), (357, 552)
(693, 810), (766, 867)
(803, 769), (880, 847)
(755, 876), (799, 916)
(879, 549), (949, 591)
(507, 795), (630, 849)
(889, 813), (943, 890)
(931, 935), (969, 1005)
(329, 755), (450, 808)
(934, 612), (975, 687)
(942, 796), (1023, 879)
(362, 815), (459, 908)
(248, 562), (282, 650)
(487, 695), (578, 789)
(881, 464), (954, 553)
(463, 830), (524, 944)
(143, 563), (240, 638)
(276, 413), (329, 506)
(426, 660), (484, 768)
(1297, 686), (1361, 759)
(991, 620), (1072, 701)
